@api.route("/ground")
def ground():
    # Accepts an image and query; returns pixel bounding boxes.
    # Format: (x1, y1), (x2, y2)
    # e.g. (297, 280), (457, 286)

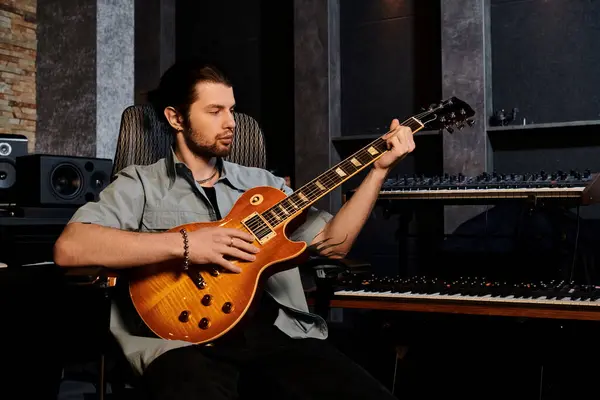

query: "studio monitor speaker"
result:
(0, 134), (28, 205)
(16, 154), (113, 207)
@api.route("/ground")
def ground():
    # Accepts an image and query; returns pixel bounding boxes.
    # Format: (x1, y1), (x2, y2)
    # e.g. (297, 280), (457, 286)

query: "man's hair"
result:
(147, 58), (232, 131)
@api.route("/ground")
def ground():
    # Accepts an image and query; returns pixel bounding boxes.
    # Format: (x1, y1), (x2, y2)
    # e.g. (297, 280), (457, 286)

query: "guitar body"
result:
(128, 186), (308, 344)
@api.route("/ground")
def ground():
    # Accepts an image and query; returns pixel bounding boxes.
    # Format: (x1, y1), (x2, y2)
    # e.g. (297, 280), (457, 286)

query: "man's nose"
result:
(224, 111), (236, 130)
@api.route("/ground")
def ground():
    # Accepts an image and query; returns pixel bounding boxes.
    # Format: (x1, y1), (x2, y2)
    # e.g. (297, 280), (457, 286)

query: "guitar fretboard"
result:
(260, 117), (425, 228)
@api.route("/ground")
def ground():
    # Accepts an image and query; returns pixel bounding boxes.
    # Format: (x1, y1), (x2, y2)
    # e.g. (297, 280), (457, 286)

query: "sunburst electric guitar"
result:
(129, 97), (475, 344)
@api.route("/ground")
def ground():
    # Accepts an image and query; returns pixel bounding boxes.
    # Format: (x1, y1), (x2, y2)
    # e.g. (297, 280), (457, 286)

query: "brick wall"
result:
(0, 0), (36, 153)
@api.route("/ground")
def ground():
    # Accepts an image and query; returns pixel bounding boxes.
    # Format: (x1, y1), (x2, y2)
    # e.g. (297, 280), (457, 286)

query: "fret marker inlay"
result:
(351, 158), (362, 167)
(315, 181), (325, 190)
(367, 147), (379, 156)
(335, 167), (347, 177)
(298, 192), (308, 202)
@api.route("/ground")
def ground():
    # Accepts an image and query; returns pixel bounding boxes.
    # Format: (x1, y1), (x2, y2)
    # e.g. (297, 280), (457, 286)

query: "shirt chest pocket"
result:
(141, 208), (213, 232)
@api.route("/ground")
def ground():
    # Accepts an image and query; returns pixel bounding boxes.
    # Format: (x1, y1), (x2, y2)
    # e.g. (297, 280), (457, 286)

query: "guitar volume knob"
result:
(201, 294), (212, 306)
(222, 302), (234, 314)
(178, 310), (190, 323)
(199, 318), (210, 330)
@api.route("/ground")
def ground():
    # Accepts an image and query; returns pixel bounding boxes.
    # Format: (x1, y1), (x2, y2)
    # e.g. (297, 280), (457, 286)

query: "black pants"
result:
(141, 294), (396, 400)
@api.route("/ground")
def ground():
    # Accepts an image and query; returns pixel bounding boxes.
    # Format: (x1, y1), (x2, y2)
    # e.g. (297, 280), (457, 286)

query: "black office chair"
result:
(112, 104), (267, 176)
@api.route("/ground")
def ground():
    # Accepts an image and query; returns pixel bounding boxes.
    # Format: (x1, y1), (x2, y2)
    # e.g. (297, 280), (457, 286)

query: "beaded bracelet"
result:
(180, 228), (190, 270)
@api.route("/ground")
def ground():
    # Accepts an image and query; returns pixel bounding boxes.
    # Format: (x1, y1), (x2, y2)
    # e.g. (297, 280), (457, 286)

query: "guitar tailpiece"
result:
(180, 228), (190, 270)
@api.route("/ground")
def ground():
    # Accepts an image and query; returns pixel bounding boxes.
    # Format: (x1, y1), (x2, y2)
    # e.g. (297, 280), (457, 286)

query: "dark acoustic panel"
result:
(491, 0), (600, 124)
(175, 0), (261, 123)
(36, 0), (97, 157)
(340, 0), (415, 24)
(340, 0), (441, 137)
(490, 125), (600, 173)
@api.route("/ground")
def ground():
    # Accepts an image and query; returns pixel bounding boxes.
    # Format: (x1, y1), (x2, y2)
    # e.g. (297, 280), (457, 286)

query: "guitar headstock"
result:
(418, 97), (475, 133)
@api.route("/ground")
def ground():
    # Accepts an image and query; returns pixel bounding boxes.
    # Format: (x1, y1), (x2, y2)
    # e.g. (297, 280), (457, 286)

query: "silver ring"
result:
(230, 237), (234, 247)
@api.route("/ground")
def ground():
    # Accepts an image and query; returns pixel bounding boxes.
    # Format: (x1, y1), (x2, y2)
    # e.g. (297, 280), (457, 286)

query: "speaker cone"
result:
(50, 163), (83, 199)
(0, 160), (16, 190)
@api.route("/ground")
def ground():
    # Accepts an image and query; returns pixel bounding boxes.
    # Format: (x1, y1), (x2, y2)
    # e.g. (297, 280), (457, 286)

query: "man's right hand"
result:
(186, 227), (260, 273)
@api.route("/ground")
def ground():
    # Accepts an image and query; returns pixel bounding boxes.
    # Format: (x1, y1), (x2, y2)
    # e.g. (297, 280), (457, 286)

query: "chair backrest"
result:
(112, 104), (267, 176)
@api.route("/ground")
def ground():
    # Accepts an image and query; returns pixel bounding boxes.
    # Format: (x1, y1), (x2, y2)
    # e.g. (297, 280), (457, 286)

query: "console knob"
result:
(179, 310), (190, 323)
(209, 268), (220, 277)
(199, 318), (210, 330)
(201, 294), (212, 306)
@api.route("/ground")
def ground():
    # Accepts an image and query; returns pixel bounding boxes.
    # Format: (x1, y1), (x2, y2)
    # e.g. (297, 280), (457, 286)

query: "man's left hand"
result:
(373, 118), (416, 172)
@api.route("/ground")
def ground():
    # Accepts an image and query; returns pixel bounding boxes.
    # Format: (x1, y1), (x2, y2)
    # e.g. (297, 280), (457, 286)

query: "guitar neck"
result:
(261, 117), (425, 228)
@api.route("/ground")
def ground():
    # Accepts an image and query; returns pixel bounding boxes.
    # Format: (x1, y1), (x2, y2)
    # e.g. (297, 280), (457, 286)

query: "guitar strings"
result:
(260, 117), (425, 227)
(256, 117), (425, 229)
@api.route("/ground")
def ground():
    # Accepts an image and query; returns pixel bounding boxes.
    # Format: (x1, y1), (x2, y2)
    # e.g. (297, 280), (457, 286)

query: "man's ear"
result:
(164, 106), (185, 131)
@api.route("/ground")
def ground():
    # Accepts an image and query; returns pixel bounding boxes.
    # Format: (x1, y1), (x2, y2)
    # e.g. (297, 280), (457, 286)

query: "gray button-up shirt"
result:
(68, 149), (333, 375)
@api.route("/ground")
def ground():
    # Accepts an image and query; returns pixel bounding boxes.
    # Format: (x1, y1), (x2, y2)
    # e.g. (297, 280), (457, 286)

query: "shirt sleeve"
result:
(68, 165), (145, 231)
(276, 177), (334, 247)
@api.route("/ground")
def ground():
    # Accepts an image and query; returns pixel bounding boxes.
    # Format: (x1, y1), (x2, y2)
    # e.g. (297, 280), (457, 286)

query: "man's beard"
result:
(182, 128), (232, 158)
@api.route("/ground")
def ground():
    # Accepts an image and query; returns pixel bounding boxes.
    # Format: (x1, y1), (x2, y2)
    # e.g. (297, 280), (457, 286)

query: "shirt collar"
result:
(166, 146), (246, 191)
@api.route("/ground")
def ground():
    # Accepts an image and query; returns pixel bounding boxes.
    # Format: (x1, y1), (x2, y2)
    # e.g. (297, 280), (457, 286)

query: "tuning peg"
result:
(446, 126), (454, 134)
(457, 123), (465, 130)
(467, 119), (475, 127)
